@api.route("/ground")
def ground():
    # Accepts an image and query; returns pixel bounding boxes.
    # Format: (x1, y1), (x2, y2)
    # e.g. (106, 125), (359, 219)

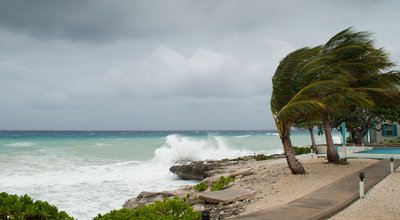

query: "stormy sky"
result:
(0, 0), (399, 130)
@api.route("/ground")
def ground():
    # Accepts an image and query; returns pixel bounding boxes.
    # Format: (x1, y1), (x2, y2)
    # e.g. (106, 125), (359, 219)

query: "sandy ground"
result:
(217, 155), (378, 216)
(329, 166), (400, 220)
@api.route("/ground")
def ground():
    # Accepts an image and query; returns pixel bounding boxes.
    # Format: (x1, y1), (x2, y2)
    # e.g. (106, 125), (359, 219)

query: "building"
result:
(369, 122), (399, 144)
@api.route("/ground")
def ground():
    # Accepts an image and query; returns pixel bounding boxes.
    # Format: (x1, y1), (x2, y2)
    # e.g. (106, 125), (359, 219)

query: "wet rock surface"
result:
(169, 161), (220, 180)
(169, 156), (256, 181)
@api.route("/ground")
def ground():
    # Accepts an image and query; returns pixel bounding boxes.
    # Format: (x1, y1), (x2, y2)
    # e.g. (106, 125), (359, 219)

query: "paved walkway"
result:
(233, 159), (400, 220)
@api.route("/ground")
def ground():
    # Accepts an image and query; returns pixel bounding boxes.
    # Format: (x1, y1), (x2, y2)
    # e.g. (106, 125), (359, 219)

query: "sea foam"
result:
(4, 142), (36, 147)
(153, 134), (253, 164)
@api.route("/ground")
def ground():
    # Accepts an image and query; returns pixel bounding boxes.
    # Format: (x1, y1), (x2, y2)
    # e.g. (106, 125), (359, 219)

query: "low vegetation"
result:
(1, 193), (201, 220)
(210, 176), (235, 191)
(385, 139), (400, 145)
(293, 146), (312, 155)
(193, 182), (208, 192)
(253, 154), (274, 161)
(0, 192), (74, 220)
(339, 158), (349, 165)
(193, 175), (235, 192)
(94, 197), (200, 220)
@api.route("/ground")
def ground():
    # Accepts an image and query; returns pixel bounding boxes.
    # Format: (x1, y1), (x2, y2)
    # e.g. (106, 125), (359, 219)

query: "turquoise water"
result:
(359, 148), (400, 154)
(0, 130), (337, 219)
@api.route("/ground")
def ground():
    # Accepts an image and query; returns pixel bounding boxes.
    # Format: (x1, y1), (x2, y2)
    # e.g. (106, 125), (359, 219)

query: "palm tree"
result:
(271, 46), (339, 174)
(315, 28), (397, 163)
(271, 28), (398, 171)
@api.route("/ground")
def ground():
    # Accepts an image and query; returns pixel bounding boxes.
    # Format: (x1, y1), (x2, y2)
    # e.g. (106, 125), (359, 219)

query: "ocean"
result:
(0, 130), (338, 219)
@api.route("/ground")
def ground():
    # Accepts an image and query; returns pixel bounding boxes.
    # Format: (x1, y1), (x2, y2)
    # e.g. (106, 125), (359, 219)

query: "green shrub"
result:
(234, 157), (245, 161)
(210, 176), (234, 191)
(346, 137), (353, 144)
(0, 192), (74, 220)
(253, 154), (273, 161)
(339, 158), (349, 165)
(193, 182), (208, 191)
(293, 146), (311, 155)
(94, 197), (201, 220)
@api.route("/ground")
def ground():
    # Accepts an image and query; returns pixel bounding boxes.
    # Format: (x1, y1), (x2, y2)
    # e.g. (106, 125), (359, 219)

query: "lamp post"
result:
(359, 172), (365, 199)
(390, 158), (394, 173)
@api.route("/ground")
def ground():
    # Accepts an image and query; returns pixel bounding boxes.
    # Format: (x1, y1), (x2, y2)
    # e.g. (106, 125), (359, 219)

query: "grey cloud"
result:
(67, 46), (269, 101)
(0, 0), (399, 130)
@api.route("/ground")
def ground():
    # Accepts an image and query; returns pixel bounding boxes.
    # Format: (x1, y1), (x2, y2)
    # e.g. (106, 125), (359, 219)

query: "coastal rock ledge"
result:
(169, 156), (255, 181)
(123, 191), (177, 209)
(169, 161), (220, 180)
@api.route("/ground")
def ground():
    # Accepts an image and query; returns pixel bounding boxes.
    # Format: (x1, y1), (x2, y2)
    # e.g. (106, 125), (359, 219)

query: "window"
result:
(382, 124), (398, 137)
(385, 125), (394, 136)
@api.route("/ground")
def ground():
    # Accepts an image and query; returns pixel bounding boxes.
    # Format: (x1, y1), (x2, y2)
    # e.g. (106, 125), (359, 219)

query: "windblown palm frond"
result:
(288, 80), (346, 104)
(276, 100), (326, 123)
(321, 90), (373, 111)
(271, 46), (323, 114)
(323, 28), (372, 54)
(374, 71), (400, 88)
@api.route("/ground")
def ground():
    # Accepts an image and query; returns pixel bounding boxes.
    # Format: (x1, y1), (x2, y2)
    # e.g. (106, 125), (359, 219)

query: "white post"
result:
(390, 158), (394, 173)
(359, 172), (365, 199)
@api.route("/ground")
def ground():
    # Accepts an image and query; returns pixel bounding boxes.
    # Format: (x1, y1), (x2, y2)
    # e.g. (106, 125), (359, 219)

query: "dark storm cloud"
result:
(0, 0), (206, 41)
(0, 0), (359, 42)
(0, 0), (396, 44)
(0, 0), (289, 42)
(0, 0), (132, 41)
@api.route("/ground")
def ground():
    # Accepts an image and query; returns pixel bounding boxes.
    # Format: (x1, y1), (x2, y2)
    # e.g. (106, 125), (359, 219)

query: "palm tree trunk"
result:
(281, 134), (305, 174)
(277, 121), (305, 174)
(308, 127), (317, 153)
(322, 112), (339, 163)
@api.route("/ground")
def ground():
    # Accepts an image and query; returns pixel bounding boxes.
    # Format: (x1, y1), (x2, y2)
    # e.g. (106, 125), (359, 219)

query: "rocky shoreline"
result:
(124, 155), (276, 219)
(169, 155), (278, 181)
(123, 154), (377, 219)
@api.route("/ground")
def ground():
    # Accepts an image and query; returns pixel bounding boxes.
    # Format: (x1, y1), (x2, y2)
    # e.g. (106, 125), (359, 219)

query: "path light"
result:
(390, 158), (394, 173)
(201, 210), (210, 220)
(359, 172), (365, 199)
